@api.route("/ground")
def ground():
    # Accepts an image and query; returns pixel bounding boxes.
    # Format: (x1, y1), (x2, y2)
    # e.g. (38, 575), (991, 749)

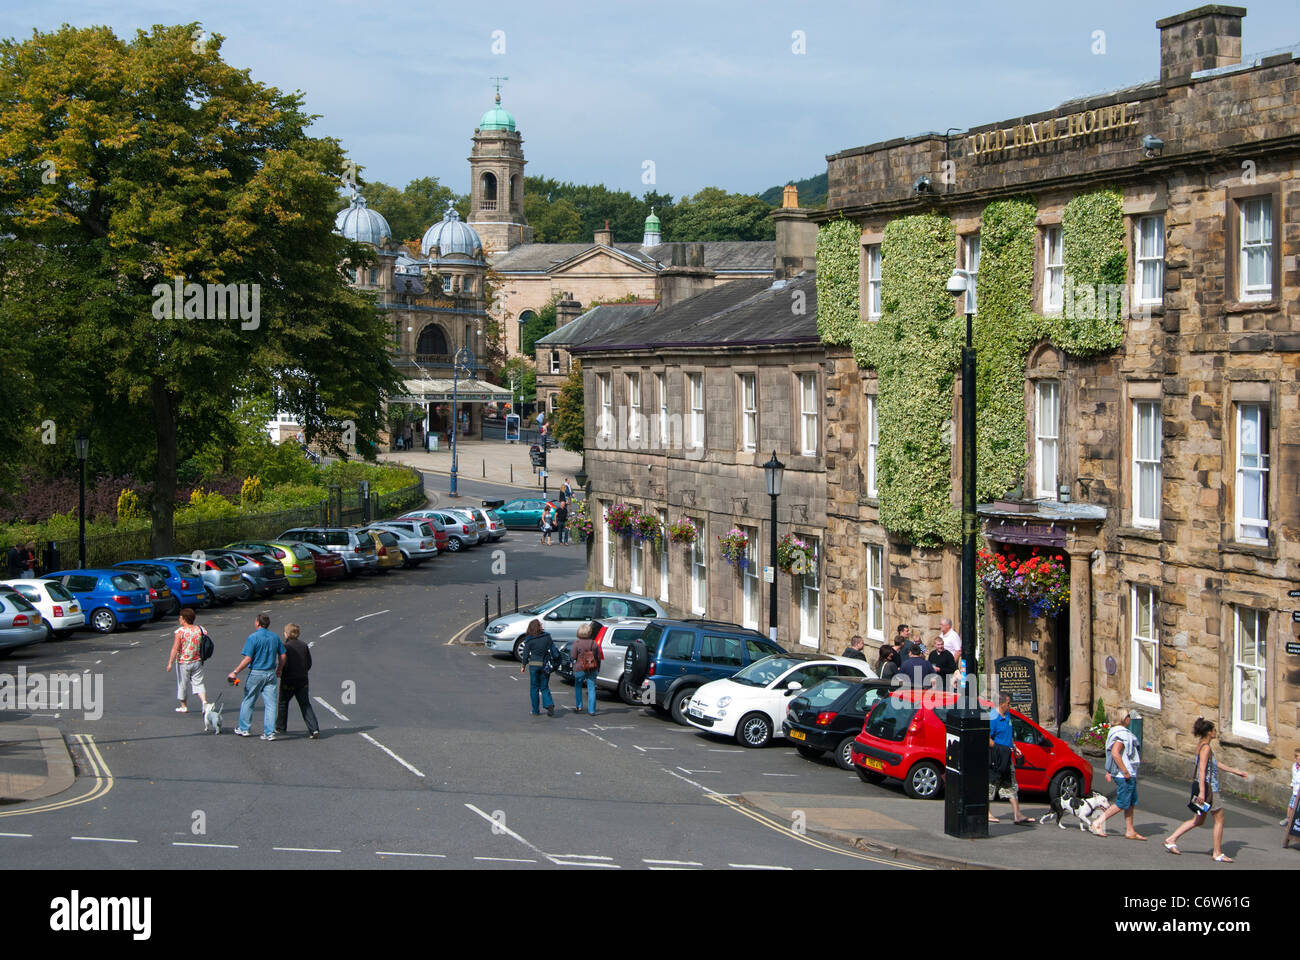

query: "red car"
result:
(851, 689), (1092, 806)
(300, 542), (347, 582)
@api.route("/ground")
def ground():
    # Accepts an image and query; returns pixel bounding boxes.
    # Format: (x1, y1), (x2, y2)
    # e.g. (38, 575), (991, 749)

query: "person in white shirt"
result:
(1094, 708), (1145, 840)
(939, 618), (962, 660)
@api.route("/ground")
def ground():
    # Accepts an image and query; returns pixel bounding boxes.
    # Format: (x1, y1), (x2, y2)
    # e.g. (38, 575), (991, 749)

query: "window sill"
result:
(1117, 525), (1163, 543)
(1130, 690), (1161, 711)
(1224, 299), (1278, 314)
(1219, 539), (1277, 561)
(1226, 726), (1272, 753)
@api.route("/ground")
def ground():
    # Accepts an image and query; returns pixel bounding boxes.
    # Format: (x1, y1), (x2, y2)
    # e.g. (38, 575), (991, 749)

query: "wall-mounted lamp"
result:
(912, 175), (933, 194)
(1141, 135), (1164, 158)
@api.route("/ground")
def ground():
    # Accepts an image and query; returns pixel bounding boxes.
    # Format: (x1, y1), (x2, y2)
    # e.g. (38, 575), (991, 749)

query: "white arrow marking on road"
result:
(320, 626), (343, 638)
(313, 697), (349, 722)
(308, 642), (315, 648)
(354, 610), (390, 621)
(360, 733), (425, 778)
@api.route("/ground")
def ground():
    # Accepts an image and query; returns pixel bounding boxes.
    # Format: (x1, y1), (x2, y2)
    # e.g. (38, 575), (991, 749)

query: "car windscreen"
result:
(731, 656), (800, 687)
(520, 593), (568, 616)
(801, 678), (860, 709)
(110, 574), (143, 592)
(864, 696), (916, 742)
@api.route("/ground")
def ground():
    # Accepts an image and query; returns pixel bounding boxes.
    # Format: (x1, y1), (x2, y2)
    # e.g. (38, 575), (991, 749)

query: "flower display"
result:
(605, 502), (635, 536)
(976, 549), (1069, 619)
(570, 498), (594, 542)
(1074, 720), (1110, 752)
(776, 532), (816, 574)
(716, 528), (750, 569)
(631, 510), (662, 545)
(667, 518), (698, 545)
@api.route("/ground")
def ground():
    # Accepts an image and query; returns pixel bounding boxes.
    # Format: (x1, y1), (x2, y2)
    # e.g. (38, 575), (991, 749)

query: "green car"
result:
(495, 497), (552, 530)
(225, 540), (317, 589)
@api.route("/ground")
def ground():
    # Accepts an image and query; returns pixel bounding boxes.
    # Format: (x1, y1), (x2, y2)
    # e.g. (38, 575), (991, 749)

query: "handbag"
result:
(1187, 780), (1211, 815)
(199, 627), (215, 663)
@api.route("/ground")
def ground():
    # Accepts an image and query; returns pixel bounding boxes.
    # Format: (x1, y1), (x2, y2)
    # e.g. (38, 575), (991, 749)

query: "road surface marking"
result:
(354, 610), (390, 621)
(71, 836), (137, 844)
(313, 697), (350, 722)
(643, 858), (702, 866)
(0, 832), (33, 838)
(376, 851), (447, 859)
(308, 642), (315, 648)
(552, 860), (620, 868)
(762, 773), (799, 777)
(464, 803), (563, 864)
(592, 724), (633, 730)
(579, 728), (618, 748)
(173, 842), (239, 849)
(676, 766), (720, 775)
(551, 854), (614, 860)
(633, 745), (674, 752)
(273, 846), (342, 853)
(474, 856), (536, 863)
(360, 733), (425, 778)
(708, 749), (743, 753)
(663, 767), (720, 796)
(728, 863), (791, 870)
(0, 734), (112, 819)
(320, 626), (343, 638)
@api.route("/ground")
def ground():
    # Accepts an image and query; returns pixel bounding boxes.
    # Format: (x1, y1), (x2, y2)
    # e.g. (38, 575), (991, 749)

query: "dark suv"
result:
(628, 619), (785, 725)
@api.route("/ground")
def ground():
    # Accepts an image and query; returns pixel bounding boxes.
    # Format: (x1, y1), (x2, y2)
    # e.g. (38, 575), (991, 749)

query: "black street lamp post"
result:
(944, 270), (989, 839)
(763, 451), (784, 643)
(75, 431), (90, 569)
(450, 346), (473, 498)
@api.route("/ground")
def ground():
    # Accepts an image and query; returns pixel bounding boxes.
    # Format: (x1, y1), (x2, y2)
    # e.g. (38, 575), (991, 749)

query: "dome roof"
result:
(421, 205), (483, 258)
(644, 208), (661, 231)
(335, 193), (392, 246)
(478, 93), (516, 132)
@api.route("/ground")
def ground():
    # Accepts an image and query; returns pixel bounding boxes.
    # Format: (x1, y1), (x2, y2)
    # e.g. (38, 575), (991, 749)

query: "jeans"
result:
(574, 670), (598, 714)
(557, 520), (568, 543)
(529, 667), (554, 714)
(276, 678), (319, 735)
(237, 669), (279, 736)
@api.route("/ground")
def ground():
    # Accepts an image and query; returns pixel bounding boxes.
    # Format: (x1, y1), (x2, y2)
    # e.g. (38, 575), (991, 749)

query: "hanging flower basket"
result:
(570, 498), (594, 543)
(605, 502), (635, 537)
(976, 549), (1069, 619)
(717, 528), (750, 569)
(631, 511), (662, 545)
(667, 518), (698, 546)
(776, 533), (816, 574)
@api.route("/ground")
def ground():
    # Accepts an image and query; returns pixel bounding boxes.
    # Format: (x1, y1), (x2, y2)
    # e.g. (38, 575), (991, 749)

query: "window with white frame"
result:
(1134, 215), (1165, 305)
(1043, 226), (1064, 311)
(629, 533), (643, 595)
(657, 373), (668, 448)
(866, 395), (879, 498)
(800, 373), (818, 457)
(1235, 403), (1269, 542)
(1132, 400), (1162, 528)
(688, 373), (704, 449)
(598, 374), (611, 440)
(658, 508), (669, 602)
(1232, 606), (1267, 741)
(627, 373), (641, 444)
(741, 525), (759, 630)
(1239, 197), (1273, 301)
(798, 537), (820, 647)
(550, 352), (560, 374)
(865, 244), (882, 320)
(1035, 381), (1059, 499)
(1130, 585), (1159, 707)
(690, 519), (707, 615)
(601, 502), (614, 586)
(865, 543), (884, 642)
(961, 235), (980, 314)
(740, 374), (757, 452)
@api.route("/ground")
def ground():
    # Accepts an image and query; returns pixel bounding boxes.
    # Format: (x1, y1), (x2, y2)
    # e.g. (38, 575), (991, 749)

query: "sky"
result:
(5, 0), (1299, 202)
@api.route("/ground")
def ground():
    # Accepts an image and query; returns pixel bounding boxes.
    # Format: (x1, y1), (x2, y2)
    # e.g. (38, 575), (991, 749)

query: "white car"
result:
(685, 652), (875, 748)
(0, 578), (86, 640)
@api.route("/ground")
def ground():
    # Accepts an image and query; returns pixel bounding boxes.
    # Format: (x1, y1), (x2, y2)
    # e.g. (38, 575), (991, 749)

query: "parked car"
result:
(633, 619), (786, 725)
(203, 549), (289, 598)
(278, 527), (377, 576)
(298, 542), (347, 582)
(850, 689), (1092, 805)
(114, 559), (207, 611)
(225, 540), (317, 590)
(44, 569), (154, 634)
(444, 508), (488, 544)
(0, 589), (45, 654)
(465, 507), (506, 542)
(366, 520), (439, 566)
(361, 528), (403, 572)
(397, 511), (478, 552)
(493, 498), (547, 530)
(556, 617), (654, 697)
(784, 676), (894, 769)
(685, 653), (875, 748)
(0, 579), (83, 640)
(113, 567), (173, 620)
(483, 592), (665, 660)
(158, 554), (244, 605)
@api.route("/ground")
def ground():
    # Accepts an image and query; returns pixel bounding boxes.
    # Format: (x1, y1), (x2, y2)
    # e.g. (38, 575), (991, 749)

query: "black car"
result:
(783, 676), (894, 770)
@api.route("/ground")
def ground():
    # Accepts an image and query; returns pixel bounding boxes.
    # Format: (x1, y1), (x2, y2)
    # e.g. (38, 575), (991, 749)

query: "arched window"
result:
(510, 174), (520, 212)
(480, 172), (498, 211)
(416, 324), (449, 358)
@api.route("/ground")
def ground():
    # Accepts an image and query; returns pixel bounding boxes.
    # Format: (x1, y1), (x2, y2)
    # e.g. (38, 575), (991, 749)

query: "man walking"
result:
(228, 612), (286, 740)
(840, 635), (867, 661)
(275, 623), (320, 739)
(571, 620), (603, 716)
(1094, 708), (1144, 839)
(988, 692), (1033, 824)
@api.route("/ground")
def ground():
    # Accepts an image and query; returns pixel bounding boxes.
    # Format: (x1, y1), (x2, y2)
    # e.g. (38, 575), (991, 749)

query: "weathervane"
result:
(489, 76), (509, 103)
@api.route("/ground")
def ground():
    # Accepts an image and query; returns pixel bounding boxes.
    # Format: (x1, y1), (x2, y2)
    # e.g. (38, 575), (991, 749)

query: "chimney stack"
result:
(555, 292), (583, 328)
(594, 219), (613, 246)
(1157, 5), (1245, 84)
(769, 184), (818, 280)
(656, 246), (716, 311)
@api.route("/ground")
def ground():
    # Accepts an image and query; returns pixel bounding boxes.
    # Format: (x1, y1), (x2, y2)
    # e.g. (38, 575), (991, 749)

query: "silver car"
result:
(279, 527), (378, 576)
(483, 592), (666, 661)
(0, 589), (46, 654)
(365, 521), (439, 566)
(159, 555), (244, 605)
(444, 508), (488, 545)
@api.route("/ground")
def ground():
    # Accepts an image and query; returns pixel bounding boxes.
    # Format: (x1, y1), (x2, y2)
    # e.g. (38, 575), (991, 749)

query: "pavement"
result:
(378, 439), (582, 493)
(0, 726), (74, 802)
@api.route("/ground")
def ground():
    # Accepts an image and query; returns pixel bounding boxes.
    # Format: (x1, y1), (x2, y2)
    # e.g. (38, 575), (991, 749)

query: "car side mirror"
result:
(785, 681), (802, 696)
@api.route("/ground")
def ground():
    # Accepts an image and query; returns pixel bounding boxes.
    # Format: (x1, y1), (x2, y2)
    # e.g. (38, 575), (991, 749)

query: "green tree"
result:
(498, 356), (536, 404)
(520, 295), (559, 358)
(553, 359), (584, 453)
(524, 193), (583, 242)
(362, 175), (463, 244)
(670, 187), (775, 241)
(0, 23), (398, 553)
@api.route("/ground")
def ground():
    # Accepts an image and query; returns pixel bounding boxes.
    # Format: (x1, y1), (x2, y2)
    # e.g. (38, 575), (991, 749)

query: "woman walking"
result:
(540, 503), (554, 546)
(165, 607), (210, 713)
(1164, 717), (1249, 861)
(519, 619), (559, 717)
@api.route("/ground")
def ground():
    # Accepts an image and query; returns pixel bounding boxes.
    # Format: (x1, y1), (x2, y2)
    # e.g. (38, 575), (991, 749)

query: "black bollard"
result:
(484, 594), (489, 629)
(514, 579), (519, 614)
(497, 585), (502, 619)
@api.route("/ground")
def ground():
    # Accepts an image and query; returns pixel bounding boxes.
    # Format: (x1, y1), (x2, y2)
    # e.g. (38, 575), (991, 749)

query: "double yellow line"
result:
(0, 734), (112, 818)
(708, 794), (926, 869)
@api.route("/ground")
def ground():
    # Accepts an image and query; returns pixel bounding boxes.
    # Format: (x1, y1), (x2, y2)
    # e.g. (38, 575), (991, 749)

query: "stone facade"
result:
(816, 5), (1300, 806)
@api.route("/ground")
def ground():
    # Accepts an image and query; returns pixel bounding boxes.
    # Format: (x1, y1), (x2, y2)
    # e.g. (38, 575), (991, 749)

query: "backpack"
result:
(575, 639), (598, 673)
(199, 627), (214, 663)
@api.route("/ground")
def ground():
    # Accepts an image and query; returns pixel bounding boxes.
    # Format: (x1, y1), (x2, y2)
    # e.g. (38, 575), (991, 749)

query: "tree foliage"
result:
(520, 295), (559, 358)
(362, 175), (466, 244)
(553, 360), (584, 453)
(669, 187), (775, 241)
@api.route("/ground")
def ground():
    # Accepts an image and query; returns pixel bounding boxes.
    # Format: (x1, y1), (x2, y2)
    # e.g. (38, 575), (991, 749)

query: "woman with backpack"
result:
(571, 620), (603, 716)
(519, 619), (560, 717)
(166, 607), (210, 714)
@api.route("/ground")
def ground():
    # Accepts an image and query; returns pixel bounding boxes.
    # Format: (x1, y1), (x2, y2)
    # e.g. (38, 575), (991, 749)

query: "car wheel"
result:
(446, 537), (462, 553)
(618, 674), (639, 705)
(795, 744), (824, 760)
(834, 735), (857, 771)
(237, 580), (254, 601)
(737, 712), (773, 748)
(512, 637), (528, 662)
(856, 766), (886, 785)
(1049, 768), (1085, 812)
(91, 609), (117, 634)
(669, 686), (698, 726)
(205, 586), (217, 606)
(42, 621), (55, 642)
(903, 760), (944, 800)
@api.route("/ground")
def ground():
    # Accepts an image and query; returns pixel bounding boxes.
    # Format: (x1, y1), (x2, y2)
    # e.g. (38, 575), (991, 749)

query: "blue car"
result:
(115, 559), (208, 612)
(44, 569), (154, 634)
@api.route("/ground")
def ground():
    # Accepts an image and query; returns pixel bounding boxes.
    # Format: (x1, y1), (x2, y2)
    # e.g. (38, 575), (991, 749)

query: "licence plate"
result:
(788, 730), (806, 741)
(861, 757), (885, 771)
(688, 706), (704, 718)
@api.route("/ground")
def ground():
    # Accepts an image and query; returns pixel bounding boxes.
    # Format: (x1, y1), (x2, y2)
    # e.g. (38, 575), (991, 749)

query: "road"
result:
(0, 476), (912, 871)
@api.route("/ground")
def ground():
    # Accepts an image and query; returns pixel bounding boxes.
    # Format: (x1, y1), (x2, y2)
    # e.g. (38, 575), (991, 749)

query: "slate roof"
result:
(574, 273), (819, 353)
(535, 303), (659, 348)
(490, 240), (773, 274)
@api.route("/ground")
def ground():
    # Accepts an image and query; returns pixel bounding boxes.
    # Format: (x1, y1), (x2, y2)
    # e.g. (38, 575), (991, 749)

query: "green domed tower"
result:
(469, 82), (532, 253)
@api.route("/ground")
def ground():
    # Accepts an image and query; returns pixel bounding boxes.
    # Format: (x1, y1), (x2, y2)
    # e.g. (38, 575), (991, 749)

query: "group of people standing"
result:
(539, 478), (574, 546)
(519, 616), (602, 717)
(851, 617), (964, 690)
(5, 541), (38, 578)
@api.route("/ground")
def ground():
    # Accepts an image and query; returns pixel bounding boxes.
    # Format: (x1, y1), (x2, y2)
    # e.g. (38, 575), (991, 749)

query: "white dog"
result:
(1040, 792), (1110, 831)
(202, 695), (223, 735)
